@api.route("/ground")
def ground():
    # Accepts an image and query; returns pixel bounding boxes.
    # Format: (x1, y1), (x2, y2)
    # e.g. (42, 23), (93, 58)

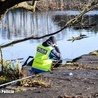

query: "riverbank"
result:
(0, 50), (98, 98)
(12, 0), (98, 12)
(36, 0), (98, 11)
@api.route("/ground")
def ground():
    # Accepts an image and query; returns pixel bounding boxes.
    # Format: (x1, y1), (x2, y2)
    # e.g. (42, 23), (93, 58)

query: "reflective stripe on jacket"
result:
(32, 44), (53, 71)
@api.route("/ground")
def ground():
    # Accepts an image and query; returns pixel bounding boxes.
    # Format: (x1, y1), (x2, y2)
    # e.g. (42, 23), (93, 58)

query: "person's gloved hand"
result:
(53, 43), (57, 47)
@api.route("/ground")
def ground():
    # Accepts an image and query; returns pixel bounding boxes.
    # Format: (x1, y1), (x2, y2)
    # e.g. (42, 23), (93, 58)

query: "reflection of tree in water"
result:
(0, 9), (67, 41)
(52, 14), (86, 28)
(91, 15), (98, 34)
(1, 9), (98, 42)
(0, 9), (37, 40)
(52, 15), (69, 27)
(52, 14), (98, 34)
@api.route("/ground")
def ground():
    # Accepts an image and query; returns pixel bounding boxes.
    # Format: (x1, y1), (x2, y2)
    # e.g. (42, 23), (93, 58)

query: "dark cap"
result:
(48, 36), (56, 44)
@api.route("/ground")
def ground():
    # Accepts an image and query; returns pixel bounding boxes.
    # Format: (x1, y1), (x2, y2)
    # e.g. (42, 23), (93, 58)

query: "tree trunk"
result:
(0, 0), (38, 22)
(0, 0), (28, 14)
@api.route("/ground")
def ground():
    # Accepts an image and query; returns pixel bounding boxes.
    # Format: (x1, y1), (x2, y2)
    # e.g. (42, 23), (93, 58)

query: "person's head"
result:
(49, 36), (56, 44)
(47, 36), (57, 46)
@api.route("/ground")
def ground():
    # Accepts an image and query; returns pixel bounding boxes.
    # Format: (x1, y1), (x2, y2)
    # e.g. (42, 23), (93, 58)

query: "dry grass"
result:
(20, 74), (52, 88)
(0, 60), (20, 84)
(0, 60), (52, 89)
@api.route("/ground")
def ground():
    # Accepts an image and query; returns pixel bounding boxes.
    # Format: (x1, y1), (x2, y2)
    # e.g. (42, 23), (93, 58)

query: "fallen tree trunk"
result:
(12, 1), (38, 12)
(0, 0), (28, 14)
(0, 0), (38, 22)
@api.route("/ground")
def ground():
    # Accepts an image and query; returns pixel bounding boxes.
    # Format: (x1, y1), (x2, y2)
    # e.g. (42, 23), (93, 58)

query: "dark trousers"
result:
(25, 57), (62, 68)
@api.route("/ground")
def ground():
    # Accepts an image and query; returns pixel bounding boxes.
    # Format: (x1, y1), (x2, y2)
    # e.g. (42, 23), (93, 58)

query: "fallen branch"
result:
(0, 74), (36, 87)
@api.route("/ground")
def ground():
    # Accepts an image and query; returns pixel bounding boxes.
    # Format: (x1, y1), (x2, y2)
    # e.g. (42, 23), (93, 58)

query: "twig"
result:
(0, 74), (37, 88)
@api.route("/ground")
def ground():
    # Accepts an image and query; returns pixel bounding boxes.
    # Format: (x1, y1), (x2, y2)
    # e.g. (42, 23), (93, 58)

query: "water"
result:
(0, 9), (98, 62)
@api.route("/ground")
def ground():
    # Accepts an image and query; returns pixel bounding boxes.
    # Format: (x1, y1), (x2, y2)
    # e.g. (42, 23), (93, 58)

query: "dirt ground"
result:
(0, 51), (98, 98)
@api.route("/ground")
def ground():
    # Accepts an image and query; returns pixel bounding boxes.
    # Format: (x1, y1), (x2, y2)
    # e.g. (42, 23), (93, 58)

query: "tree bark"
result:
(12, 1), (37, 12)
(0, 0), (27, 14)
(0, 0), (38, 21)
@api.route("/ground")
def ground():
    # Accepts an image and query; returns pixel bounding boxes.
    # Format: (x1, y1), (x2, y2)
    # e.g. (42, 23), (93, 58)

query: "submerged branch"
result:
(0, 1), (98, 49)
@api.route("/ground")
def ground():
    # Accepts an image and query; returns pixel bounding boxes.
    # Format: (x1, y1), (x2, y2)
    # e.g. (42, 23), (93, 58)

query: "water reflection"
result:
(0, 9), (98, 60)
(0, 9), (62, 41)
(0, 9), (98, 40)
(0, 9), (98, 41)
(52, 13), (98, 33)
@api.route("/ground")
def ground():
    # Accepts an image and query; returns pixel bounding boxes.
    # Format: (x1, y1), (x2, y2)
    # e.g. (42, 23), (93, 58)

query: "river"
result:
(0, 9), (98, 62)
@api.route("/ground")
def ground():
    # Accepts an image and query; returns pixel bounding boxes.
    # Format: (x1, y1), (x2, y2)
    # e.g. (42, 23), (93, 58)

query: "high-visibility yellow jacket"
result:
(32, 44), (53, 71)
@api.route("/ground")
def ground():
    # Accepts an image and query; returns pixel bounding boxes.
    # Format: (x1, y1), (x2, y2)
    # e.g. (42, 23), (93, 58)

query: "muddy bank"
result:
(0, 50), (98, 98)
(1, 70), (98, 98)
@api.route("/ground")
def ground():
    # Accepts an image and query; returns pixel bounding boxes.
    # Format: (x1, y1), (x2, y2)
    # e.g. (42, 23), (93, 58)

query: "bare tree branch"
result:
(0, 1), (98, 49)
